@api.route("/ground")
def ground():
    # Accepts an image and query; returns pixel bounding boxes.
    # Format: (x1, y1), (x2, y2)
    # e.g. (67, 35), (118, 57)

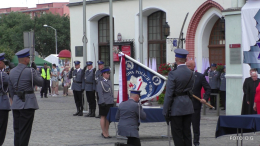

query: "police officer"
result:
(186, 60), (211, 146)
(115, 90), (146, 146)
(96, 67), (114, 138)
(163, 48), (194, 146)
(8, 48), (43, 146)
(204, 63), (220, 109)
(219, 66), (226, 110)
(69, 61), (85, 116)
(40, 62), (51, 98)
(0, 53), (10, 146)
(84, 61), (97, 117)
(95, 60), (105, 118)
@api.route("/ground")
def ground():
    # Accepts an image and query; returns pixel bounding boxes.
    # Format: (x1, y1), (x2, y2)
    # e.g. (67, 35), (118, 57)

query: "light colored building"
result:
(68, 0), (249, 115)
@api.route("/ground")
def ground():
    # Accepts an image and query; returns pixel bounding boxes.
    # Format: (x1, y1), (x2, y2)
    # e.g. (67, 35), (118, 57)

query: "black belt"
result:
(74, 81), (82, 83)
(175, 92), (188, 96)
(14, 91), (34, 95)
(85, 82), (93, 84)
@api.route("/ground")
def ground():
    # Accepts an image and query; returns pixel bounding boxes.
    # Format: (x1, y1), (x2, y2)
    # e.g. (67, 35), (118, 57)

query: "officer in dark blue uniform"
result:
(115, 90), (146, 146)
(204, 63), (220, 109)
(8, 48), (43, 146)
(84, 61), (96, 117)
(95, 60), (105, 118)
(163, 48), (194, 146)
(69, 61), (85, 116)
(0, 53), (10, 146)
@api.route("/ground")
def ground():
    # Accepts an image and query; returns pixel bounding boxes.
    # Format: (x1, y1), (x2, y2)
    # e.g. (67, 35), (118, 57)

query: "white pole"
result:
(139, 0), (143, 63)
(109, 0), (114, 93)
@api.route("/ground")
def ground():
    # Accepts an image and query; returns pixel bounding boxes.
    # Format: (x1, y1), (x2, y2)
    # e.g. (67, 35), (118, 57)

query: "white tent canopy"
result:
(44, 54), (59, 66)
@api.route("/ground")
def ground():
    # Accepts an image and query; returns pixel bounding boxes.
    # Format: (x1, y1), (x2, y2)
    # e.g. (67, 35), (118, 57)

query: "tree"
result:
(34, 13), (70, 57)
(0, 12), (33, 52)
(0, 45), (15, 60)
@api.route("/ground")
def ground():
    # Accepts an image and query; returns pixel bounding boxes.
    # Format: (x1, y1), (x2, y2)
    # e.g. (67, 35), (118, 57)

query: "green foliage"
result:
(0, 12), (70, 57)
(0, 12), (33, 52)
(216, 64), (225, 73)
(0, 45), (15, 60)
(158, 93), (165, 104)
(34, 13), (70, 56)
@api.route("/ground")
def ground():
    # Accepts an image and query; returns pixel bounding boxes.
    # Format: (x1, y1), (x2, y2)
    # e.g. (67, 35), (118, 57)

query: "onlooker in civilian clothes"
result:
(51, 64), (59, 96)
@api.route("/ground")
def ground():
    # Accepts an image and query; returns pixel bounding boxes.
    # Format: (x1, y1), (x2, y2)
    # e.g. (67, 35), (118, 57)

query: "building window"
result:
(98, 16), (113, 67)
(208, 19), (225, 65)
(75, 46), (83, 57)
(148, 11), (166, 68)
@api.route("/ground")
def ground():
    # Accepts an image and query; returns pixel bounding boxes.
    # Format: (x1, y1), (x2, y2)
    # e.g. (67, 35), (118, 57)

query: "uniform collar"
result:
(177, 64), (186, 68)
(103, 77), (107, 82)
(76, 68), (81, 72)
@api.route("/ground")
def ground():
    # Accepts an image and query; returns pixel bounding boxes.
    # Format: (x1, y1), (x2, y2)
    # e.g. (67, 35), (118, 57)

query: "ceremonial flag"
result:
(117, 52), (167, 104)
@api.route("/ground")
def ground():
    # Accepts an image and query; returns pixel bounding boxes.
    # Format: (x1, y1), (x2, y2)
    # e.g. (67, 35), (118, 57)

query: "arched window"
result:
(148, 11), (166, 68)
(98, 16), (113, 67)
(208, 19), (225, 65)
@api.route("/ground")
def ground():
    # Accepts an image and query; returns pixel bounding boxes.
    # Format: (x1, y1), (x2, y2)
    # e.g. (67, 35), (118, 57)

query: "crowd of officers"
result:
(0, 47), (227, 146)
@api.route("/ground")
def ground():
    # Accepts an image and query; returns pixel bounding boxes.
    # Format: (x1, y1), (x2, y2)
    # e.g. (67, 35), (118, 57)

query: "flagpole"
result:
(83, 0), (88, 113)
(109, 0), (114, 93)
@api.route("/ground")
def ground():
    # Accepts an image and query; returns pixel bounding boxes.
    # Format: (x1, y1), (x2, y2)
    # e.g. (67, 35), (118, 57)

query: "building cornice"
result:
(67, 0), (124, 7)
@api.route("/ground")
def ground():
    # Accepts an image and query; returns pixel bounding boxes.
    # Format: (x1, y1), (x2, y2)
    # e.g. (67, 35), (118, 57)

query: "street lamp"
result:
(163, 22), (170, 38)
(43, 24), (58, 54)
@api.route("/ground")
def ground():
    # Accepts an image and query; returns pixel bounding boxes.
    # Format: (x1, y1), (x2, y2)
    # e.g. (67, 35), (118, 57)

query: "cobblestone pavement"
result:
(3, 90), (260, 146)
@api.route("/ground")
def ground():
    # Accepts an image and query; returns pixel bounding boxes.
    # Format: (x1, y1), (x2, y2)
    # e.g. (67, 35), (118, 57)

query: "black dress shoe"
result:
(41, 96), (43, 98)
(44, 96), (48, 98)
(194, 144), (199, 146)
(221, 108), (226, 110)
(101, 133), (105, 138)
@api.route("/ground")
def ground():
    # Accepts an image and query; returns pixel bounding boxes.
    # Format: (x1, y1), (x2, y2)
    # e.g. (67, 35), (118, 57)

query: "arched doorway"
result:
(208, 19), (225, 64)
(147, 11), (166, 68)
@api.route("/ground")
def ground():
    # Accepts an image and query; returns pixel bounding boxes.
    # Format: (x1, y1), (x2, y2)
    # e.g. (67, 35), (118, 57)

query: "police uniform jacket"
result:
(219, 72), (226, 91)
(115, 99), (146, 138)
(84, 68), (96, 91)
(69, 68), (85, 91)
(96, 78), (114, 104)
(205, 70), (219, 89)
(8, 64), (43, 110)
(163, 65), (194, 116)
(192, 71), (211, 110)
(95, 69), (102, 86)
(0, 71), (10, 110)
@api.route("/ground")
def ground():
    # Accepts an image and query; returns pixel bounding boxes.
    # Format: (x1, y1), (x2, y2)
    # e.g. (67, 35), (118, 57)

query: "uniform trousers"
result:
(116, 137), (141, 146)
(73, 90), (83, 108)
(12, 109), (35, 146)
(220, 91), (226, 109)
(40, 79), (50, 97)
(170, 114), (192, 146)
(0, 110), (9, 146)
(210, 89), (219, 109)
(96, 92), (100, 111)
(86, 91), (96, 109)
(191, 109), (201, 145)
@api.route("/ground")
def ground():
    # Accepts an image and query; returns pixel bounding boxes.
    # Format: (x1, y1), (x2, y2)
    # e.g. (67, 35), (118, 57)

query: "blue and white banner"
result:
(118, 53), (167, 102)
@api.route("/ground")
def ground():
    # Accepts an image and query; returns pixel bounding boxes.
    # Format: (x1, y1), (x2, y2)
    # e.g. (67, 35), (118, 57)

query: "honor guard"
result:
(95, 60), (105, 118)
(186, 60), (211, 146)
(219, 66), (226, 110)
(204, 63), (220, 109)
(0, 53), (10, 145)
(96, 67), (114, 138)
(8, 48), (43, 146)
(115, 90), (146, 146)
(163, 48), (195, 146)
(84, 61), (97, 117)
(69, 61), (85, 116)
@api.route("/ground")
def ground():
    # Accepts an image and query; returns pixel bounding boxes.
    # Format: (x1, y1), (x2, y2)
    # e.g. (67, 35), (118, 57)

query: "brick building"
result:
(0, 2), (69, 18)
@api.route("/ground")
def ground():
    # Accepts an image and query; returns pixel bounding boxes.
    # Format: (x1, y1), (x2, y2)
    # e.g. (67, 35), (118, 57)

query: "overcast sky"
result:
(0, 0), (69, 9)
